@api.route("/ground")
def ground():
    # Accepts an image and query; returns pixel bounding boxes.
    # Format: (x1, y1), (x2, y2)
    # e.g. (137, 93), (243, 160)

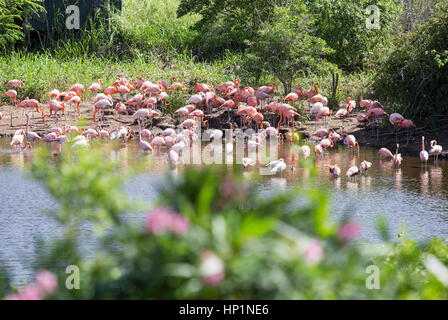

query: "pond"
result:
(0, 137), (447, 284)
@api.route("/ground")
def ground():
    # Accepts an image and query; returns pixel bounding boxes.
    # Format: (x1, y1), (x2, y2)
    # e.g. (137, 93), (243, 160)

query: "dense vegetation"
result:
(1, 0), (446, 122)
(373, 1), (448, 122)
(0, 147), (447, 299)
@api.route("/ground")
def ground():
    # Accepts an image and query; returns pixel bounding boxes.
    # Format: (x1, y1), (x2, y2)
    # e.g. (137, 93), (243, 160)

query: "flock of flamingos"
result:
(1, 76), (444, 177)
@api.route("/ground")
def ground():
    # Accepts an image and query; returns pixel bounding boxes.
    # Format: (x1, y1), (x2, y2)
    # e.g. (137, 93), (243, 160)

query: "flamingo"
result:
(420, 136), (429, 165)
(269, 159), (287, 176)
(68, 95), (81, 117)
(242, 157), (256, 168)
(10, 130), (25, 148)
(312, 128), (328, 139)
(429, 140), (443, 163)
(167, 149), (179, 169)
(138, 120), (153, 153)
(69, 83), (84, 101)
(284, 92), (299, 103)
(346, 166), (360, 179)
(93, 99), (113, 122)
(225, 123), (233, 155)
(316, 107), (332, 125)
(300, 145), (311, 159)
(25, 114), (41, 142)
(329, 164), (341, 178)
(343, 135), (359, 153)
(359, 161), (372, 173)
(397, 119), (416, 146)
(88, 80), (103, 93)
(7, 79), (24, 88)
(392, 144), (403, 165)
(378, 147), (394, 159)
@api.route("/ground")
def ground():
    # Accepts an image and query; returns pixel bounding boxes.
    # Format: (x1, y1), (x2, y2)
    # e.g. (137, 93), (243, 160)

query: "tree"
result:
(304, 0), (401, 71)
(0, 0), (44, 49)
(373, 0), (448, 122)
(243, 5), (335, 95)
(177, 0), (288, 57)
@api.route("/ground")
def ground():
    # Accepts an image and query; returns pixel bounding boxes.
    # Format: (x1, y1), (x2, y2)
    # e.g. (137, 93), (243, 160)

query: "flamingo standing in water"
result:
(343, 134), (359, 153)
(378, 147), (394, 159)
(225, 123), (233, 155)
(392, 144), (403, 165)
(329, 164), (341, 178)
(137, 120), (153, 153)
(420, 136), (429, 166)
(429, 140), (443, 164)
(25, 114), (41, 142)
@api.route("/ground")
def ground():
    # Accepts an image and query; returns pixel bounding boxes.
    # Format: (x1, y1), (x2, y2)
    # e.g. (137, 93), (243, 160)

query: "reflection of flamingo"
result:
(420, 136), (429, 166)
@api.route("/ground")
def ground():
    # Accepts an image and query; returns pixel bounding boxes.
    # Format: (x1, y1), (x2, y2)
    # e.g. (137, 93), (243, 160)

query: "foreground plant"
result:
(0, 147), (447, 299)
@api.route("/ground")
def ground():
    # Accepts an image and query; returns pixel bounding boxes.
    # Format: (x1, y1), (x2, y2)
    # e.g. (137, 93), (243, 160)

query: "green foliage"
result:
(243, 4), (336, 94)
(304, 0), (401, 71)
(177, 0), (283, 58)
(0, 147), (447, 299)
(0, 0), (44, 49)
(373, 0), (448, 122)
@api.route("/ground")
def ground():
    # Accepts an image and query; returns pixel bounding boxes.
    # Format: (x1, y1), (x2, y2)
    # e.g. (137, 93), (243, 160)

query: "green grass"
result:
(0, 50), (240, 108)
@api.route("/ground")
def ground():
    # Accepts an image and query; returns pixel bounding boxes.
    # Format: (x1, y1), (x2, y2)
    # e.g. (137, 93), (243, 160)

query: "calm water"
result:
(1, 137), (447, 283)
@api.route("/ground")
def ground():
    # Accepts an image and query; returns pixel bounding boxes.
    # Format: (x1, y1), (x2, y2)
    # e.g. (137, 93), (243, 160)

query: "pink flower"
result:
(4, 269), (58, 300)
(35, 270), (58, 295)
(144, 207), (189, 235)
(19, 284), (45, 300)
(220, 178), (235, 198)
(303, 239), (324, 264)
(199, 251), (225, 286)
(338, 221), (361, 242)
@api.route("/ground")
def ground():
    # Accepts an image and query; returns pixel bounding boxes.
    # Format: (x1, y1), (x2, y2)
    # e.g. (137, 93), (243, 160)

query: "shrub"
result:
(373, 0), (448, 123)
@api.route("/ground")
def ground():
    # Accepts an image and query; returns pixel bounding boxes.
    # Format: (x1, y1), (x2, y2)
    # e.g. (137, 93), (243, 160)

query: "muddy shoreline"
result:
(1, 101), (447, 159)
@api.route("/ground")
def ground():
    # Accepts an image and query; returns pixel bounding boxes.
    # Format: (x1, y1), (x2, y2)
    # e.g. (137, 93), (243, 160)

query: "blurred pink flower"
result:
(338, 221), (361, 242)
(220, 178), (235, 198)
(4, 269), (58, 300)
(144, 207), (188, 235)
(199, 251), (225, 286)
(303, 239), (324, 264)
(19, 284), (45, 300)
(35, 270), (58, 294)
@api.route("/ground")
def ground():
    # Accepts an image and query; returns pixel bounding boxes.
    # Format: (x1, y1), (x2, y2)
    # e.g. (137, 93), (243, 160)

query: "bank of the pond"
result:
(0, 101), (447, 159)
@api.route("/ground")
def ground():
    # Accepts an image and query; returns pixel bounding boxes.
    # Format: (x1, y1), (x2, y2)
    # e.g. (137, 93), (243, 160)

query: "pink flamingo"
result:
(25, 114), (41, 142)
(69, 83), (84, 101)
(420, 136), (429, 166)
(138, 120), (153, 153)
(378, 147), (394, 159)
(88, 80), (103, 93)
(397, 118), (416, 146)
(329, 164), (341, 178)
(429, 140), (443, 164)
